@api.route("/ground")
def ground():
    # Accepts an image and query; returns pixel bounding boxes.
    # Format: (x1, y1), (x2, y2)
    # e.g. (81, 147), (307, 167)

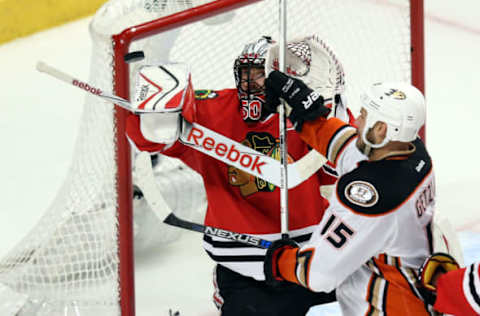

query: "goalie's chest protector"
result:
(179, 89), (328, 235)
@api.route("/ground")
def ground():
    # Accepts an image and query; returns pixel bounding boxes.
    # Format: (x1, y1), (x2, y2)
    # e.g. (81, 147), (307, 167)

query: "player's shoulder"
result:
(337, 141), (432, 216)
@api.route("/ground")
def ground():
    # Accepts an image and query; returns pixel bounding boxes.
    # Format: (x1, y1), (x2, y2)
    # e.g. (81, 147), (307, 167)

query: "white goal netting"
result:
(0, 0), (416, 315)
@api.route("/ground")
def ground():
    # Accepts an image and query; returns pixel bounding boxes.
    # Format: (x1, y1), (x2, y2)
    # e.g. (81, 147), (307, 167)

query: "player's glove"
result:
(265, 70), (330, 131)
(416, 252), (460, 306)
(264, 238), (299, 287)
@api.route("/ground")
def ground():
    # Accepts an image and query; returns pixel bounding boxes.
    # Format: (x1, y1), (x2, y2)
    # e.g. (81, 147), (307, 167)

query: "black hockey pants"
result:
(214, 264), (336, 316)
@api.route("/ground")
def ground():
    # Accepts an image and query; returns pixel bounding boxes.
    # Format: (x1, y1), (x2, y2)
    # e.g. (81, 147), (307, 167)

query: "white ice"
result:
(0, 1), (479, 315)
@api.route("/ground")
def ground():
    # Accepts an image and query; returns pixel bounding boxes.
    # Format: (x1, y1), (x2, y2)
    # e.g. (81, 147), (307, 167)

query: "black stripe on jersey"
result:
(370, 258), (384, 277)
(382, 282), (388, 313)
(203, 233), (312, 248)
(367, 259), (383, 277)
(320, 214), (336, 235)
(394, 256), (401, 267)
(468, 263), (480, 308)
(337, 138), (433, 216)
(366, 274), (385, 316)
(291, 233), (313, 243)
(326, 124), (350, 155)
(394, 260), (424, 302)
(327, 125), (357, 164)
(322, 164), (338, 177)
(205, 250), (264, 262)
(366, 274), (378, 316)
(426, 221), (434, 254)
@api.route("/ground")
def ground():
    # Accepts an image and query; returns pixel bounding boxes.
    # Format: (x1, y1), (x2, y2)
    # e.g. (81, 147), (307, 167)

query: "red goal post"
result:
(111, 2), (263, 315)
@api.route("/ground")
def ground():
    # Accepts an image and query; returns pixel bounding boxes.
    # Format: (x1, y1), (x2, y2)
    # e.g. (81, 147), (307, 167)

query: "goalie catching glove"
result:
(265, 71), (330, 131)
(416, 252), (460, 306)
(133, 63), (195, 144)
(264, 238), (300, 287)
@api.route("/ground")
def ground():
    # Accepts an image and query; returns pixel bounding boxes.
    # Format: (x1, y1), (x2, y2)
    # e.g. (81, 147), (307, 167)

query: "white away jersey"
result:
(294, 118), (436, 315)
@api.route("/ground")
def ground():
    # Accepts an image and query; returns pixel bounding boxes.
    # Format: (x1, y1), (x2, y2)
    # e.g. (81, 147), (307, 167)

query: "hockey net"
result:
(0, 0), (423, 315)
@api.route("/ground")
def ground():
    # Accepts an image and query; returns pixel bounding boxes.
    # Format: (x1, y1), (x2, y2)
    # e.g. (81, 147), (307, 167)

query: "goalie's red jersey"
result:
(126, 88), (336, 280)
(434, 262), (480, 316)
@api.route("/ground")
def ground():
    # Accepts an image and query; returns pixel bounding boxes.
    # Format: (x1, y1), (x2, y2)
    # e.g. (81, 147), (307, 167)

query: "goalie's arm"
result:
(417, 253), (479, 315)
(434, 262), (480, 315)
(126, 114), (178, 153)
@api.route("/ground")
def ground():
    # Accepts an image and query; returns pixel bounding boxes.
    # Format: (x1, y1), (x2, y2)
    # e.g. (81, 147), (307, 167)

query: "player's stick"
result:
(133, 152), (272, 249)
(278, 0), (289, 239)
(36, 61), (133, 111)
(163, 213), (272, 249)
(36, 61), (327, 188)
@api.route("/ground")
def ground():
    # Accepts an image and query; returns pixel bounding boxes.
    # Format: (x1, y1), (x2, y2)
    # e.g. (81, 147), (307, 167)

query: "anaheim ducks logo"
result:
(228, 132), (293, 197)
(385, 89), (406, 100)
(344, 181), (379, 207)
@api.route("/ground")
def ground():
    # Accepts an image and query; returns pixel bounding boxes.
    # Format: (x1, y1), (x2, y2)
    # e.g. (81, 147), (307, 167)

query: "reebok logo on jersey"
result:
(344, 181), (379, 207)
(187, 127), (267, 175)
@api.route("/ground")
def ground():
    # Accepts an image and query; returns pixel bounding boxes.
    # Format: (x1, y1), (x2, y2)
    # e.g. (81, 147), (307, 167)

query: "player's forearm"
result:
(275, 245), (342, 293)
(299, 117), (357, 167)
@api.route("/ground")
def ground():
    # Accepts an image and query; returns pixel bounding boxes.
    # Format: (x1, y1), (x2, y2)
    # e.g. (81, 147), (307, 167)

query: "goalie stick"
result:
(36, 61), (327, 189)
(133, 152), (272, 249)
(36, 61), (133, 111)
(163, 213), (272, 249)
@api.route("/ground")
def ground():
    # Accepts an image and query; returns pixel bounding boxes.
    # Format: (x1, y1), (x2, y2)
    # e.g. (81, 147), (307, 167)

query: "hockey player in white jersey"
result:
(263, 72), (437, 315)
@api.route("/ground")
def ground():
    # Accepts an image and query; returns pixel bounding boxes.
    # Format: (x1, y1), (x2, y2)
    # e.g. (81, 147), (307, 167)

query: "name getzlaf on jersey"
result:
(294, 117), (436, 315)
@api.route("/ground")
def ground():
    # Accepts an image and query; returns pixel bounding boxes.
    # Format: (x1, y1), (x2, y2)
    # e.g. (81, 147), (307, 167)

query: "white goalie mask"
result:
(234, 36), (273, 122)
(360, 82), (426, 149)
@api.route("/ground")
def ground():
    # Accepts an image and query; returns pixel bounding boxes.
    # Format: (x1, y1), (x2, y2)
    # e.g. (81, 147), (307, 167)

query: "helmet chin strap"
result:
(361, 127), (389, 156)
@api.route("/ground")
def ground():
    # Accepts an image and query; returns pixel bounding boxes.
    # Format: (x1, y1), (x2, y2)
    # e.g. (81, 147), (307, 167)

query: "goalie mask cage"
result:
(0, 0), (424, 315)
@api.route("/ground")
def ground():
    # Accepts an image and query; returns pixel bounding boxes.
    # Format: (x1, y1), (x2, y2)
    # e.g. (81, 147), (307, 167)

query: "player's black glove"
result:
(264, 238), (299, 287)
(265, 70), (330, 131)
(416, 252), (460, 306)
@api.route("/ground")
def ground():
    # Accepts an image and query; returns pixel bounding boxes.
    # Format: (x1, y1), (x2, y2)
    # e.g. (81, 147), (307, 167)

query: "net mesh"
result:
(0, 0), (413, 315)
